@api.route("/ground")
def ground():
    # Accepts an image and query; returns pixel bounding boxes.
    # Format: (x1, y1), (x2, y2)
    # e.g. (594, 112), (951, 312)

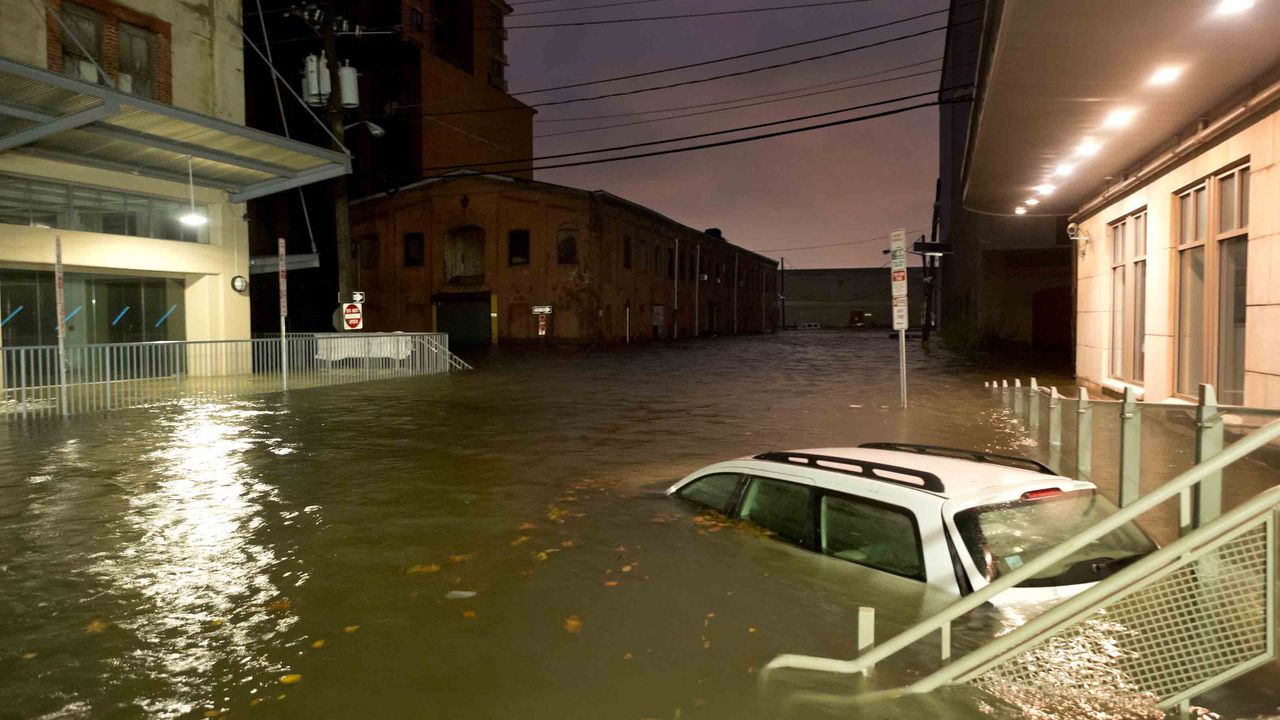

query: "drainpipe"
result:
(694, 244), (701, 337)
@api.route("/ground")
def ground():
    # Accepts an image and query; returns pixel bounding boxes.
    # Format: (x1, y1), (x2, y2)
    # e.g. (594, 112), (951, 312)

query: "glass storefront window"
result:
(1217, 238), (1248, 405)
(0, 269), (185, 348)
(1177, 247), (1205, 396)
(0, 172), (208, 243)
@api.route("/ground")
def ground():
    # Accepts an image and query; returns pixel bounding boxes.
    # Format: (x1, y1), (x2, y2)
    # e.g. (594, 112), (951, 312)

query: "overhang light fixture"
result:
(1149, 66), (1183, 86)
(1014, 206), (1027, 215)
(1034, 183), (1056, 196)
(1025, 198), (1041, 206)
(1217, 0), (1255, 14)
(1076, 138), (1102, 156)
(180, 155), (209, 227)
(1102, 108), (1138, 129)
(1054, 163), (1075, 177)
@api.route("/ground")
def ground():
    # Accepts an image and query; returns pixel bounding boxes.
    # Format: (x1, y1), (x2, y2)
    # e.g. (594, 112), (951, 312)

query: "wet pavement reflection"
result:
(0, 332), (1276, 719)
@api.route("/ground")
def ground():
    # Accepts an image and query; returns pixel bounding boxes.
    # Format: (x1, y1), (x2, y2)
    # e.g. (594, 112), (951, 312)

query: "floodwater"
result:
(0, 331), (1276, 719)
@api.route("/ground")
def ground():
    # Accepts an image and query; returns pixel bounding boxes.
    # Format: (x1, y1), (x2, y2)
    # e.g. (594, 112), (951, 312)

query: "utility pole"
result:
(922, 178), (941, 343)
(322, 0), (354, 327)
(780, 257), (787, 329)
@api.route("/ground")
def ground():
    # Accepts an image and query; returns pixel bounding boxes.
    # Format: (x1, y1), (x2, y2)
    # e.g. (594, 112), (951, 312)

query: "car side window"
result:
(737, 476), (813, 548)
(676, 473), (742, 513)
(820, 493), (924, 580)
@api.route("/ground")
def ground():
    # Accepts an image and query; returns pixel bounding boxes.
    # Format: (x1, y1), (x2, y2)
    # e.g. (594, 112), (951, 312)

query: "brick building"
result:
(349, 173), (779, 344)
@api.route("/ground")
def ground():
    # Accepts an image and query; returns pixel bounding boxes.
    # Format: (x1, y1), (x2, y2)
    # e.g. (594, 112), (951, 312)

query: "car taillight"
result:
(1021, 488), (1062, 500)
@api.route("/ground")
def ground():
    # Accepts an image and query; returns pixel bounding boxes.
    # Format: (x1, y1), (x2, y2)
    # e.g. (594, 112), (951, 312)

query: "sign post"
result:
(54, 234), (68, 416)
(889, 228), (908, 409)
(278, 237), (288, 391)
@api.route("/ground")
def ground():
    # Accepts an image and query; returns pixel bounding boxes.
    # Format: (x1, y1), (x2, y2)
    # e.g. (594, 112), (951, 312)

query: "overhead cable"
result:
(506, 0), (879, 28)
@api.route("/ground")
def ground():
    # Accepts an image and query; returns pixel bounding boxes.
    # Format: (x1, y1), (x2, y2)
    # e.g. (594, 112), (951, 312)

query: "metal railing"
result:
(760, 401), (1280, 717)
(0, 332), (470, 420)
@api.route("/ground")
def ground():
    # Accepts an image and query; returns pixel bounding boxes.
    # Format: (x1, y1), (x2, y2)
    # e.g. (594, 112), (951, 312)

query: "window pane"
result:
(1218, 174), (1236, 233)
(1177, 247), (1205, 395)
(1133, 261), (1146, 383)
(1195, 187), (1207, 242)
(404, 232), (425, 267)
(1133, 213), (1146, 257)
(820, 494), (922, 579)
(1179, 194), (1192, 246)
(556, 229), (578, 265)
(507, 229), (529, 266)
(1111, 221), (1125, 264)
(676, 473), (740, 514)
(1111, 266), (1125, 378)
(738, 476), (812, 548)
(1240, 168), (1250, 227)
(1217, 238), (1248, 404)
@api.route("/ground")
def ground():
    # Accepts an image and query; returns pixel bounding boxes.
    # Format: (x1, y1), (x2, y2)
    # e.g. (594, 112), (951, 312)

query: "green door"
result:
(436, 296), (491, 345)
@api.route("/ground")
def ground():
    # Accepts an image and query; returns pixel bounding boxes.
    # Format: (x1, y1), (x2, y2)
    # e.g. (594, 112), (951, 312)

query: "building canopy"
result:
(0, 56), (349, 203)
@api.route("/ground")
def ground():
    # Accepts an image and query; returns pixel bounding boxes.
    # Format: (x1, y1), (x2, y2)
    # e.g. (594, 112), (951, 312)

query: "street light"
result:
(343, 120), (385, 138)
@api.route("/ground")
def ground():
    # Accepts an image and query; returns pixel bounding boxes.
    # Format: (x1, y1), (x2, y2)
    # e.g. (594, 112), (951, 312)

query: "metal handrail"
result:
(1005, 380), (1280, 416)
(761, 417), (1280, 678)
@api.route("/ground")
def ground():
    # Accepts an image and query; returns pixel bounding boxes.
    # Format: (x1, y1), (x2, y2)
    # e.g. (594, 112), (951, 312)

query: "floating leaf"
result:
(462, 610), (477, 619)
(203, 710), (222, 718)
(208, 619), (224, 627)
(277, 694), (287, 700)
(518, 522), (537, 530)
(613, 546), (627, 553)
(449, 554), (474, 563)
(267, 597), (292, 612)
(311, 639), (326, 650)
(706, 612), (716, 619)
(559, 540), (574, 548)
(343, 625), (360, 634)
(603, 580), (620, 588)
(279, 674), (302, 685)
(563, 615), (583, 633)
(748, 627), (757, 634)
(623, 652), (633, 660)
(510, 536), (531, 547)
(407, 563), (442, 575)
(621, 565), (634, 573)
(445, 590), (477, 600)
(250, 698), (262, 707)
(21, 652), (37, 660)
(535, 551), (549, 562)
(85, 619), (107, 634)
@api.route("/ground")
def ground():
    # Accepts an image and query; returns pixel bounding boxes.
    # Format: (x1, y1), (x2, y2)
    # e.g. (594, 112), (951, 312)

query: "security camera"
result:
(1066, 222), (1081, 241)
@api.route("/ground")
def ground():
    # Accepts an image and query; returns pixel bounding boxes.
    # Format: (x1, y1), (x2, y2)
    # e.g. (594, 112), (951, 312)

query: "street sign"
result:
(538, 314), (548, 336)
(889, 228), (908, 409)
(352, 291), (365, 303)
(532, 305), (553, 315)
(342, 302), (363, 330)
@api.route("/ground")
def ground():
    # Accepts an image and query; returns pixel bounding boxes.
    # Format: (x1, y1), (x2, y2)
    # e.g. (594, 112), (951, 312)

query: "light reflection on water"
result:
(0, 333), (1275, 719)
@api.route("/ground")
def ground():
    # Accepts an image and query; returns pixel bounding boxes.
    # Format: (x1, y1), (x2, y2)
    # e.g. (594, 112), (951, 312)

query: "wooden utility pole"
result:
(322, 0), (353, 327)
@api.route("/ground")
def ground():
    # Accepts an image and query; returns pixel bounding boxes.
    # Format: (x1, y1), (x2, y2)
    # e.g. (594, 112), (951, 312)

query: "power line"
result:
(535, 56), (942, 123)
(513, 0), (690, 15)
(420, 86), (971, 174)
(756, 231), (926, 253)
(513, 5), (955, 95)
(396, 20), (963, 119)
(395, 98), (960, 183)
(534, 66), (943, 139)
(506, 0), (879, 28)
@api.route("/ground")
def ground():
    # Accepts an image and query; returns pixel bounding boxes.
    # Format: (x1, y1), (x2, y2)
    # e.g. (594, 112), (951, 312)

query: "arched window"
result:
(556, 226), (579, 265)
(445, 225), (485, 285)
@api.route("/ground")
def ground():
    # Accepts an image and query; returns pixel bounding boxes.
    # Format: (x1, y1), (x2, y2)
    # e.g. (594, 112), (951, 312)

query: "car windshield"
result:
(953, 489), (1156, 587)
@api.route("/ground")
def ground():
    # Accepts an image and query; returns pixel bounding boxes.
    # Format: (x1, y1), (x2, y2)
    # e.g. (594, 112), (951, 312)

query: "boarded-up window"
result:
(445, 225), (485, 284)
(557, 227), (579, 265)
(404, 232), (424, 267)
(508, 229), (530, 266)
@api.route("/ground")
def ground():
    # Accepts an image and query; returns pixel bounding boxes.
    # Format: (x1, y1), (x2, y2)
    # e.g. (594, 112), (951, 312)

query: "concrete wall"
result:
(1075, 105), (1280, 406)
(348, 176), (778, 343)
(0, 0), (251, 344)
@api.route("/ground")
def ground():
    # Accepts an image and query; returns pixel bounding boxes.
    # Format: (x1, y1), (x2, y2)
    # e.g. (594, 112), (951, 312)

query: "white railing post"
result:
(1075, 387), (1092, 482)
(1048, 387), (1061, 448)
(1193, 383), (1224, 531)
(857, 607), (875, 676)
(1119, 386), (1142, 507)
(1013, 378), (1023, 416)
(1028, 378), (1040, 432)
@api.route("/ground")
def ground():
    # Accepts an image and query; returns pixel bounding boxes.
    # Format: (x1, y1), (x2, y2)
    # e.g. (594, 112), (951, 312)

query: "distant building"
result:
(938, 0), (1072, 350)
(244, 0), (533, 332)
(348, 173), (778, 344)
(955, 0), (1280, 406)
(783, 268), (925, 329)
(0, 0), (343, 349)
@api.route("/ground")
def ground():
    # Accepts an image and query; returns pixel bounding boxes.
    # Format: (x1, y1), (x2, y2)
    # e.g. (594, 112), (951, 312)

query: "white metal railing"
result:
(760, 413), (1280, 716)
(0, 332), (470, 420)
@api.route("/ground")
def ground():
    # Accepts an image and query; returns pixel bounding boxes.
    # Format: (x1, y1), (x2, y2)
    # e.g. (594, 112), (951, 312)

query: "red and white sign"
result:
(537, 314), (548, 336)
(342, 302), (363, 330)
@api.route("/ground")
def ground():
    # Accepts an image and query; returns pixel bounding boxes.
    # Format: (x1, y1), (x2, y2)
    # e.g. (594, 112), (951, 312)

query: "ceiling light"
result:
(180, 212), (209, 227)
(1217, 0), (1255, 14)
(1149, 66), (1183, 86)
(1102, 108), (1138, 128)
(1076, 139), (1102, 156)
(1034, 184), (1056, 195)
(1014, 206), (1027, 215)
(1025, 198), (1041, 206)
(1054, 163), (1075, 177)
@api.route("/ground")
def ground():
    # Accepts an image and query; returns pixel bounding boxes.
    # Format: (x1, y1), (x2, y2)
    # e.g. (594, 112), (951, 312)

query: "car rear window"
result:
(738, 476), (813, 548)
(676, 473), (741, 513)
(954, 489), (1156, 587)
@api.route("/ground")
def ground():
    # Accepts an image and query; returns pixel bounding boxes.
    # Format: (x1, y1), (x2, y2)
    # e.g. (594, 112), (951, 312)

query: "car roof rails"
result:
(857, 442), (1057, 476)
(753, 451), (946, 494)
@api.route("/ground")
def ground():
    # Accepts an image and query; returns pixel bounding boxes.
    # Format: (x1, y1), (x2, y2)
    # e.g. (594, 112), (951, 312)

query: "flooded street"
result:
(1, 332), (1276, 719)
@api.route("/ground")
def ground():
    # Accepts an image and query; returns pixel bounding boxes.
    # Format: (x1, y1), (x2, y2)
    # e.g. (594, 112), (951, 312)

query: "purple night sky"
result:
(505, 0), (945, 268)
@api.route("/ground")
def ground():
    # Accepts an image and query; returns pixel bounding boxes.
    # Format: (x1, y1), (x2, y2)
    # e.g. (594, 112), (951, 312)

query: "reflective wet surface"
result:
(1, 332), (1276, 719)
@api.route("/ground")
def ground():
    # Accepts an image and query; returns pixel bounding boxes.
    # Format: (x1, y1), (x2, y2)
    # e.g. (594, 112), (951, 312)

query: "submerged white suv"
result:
(666, 443), (1156, 605)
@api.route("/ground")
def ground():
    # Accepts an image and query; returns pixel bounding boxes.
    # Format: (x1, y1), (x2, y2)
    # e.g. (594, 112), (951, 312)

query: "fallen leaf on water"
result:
(21, 652), (37, 660)
(510, 536), (531, 547)
(462, 610), (477, 619)
(706, 612), (716, 619)
(311, 639), (326, 650)
(534, 551), (549, 562)
(623, 652), (633, 660)
(748, 627), (757, 634)
(518, 522), (537, 530)
(563, 615), (583, 633)
(650, 514), (669, 524)
(449, 554), (474, 563)
(603, 580), (620, 587)
(613, 545), (626, 553)
(279, 674), (302, 685)
(445, 590), (477, 600)
(343, 625), (360, 634)
(267, 597), (292, 612)
(203, 710), (222, 718)
(621, 565), (633, 573)
(85, 619), (107, 634)
(407, 563), (442, 575)
(209, 619), (224, 627)
(546, 506), (569, 523)
(250, 698), (262, 707)
(559, 540), (574, 548)
(277, 694), (287, 700)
